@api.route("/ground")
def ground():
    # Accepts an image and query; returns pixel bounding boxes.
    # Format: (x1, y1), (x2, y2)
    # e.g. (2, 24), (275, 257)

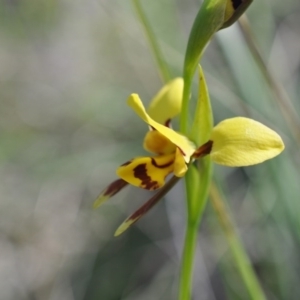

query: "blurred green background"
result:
(0, 0), (299, 299)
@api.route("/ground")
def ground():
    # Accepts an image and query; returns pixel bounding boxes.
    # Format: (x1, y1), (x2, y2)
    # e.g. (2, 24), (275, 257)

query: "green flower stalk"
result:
(181, 0), (253, 134)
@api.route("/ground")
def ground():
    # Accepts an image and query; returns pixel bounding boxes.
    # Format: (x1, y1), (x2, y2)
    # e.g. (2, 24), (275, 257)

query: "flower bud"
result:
(220, 0), (253, 30)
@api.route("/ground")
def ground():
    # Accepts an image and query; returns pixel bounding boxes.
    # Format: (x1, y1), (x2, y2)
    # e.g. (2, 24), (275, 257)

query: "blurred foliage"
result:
(0, 0), (299, 299)
(0, 0), (60, 37)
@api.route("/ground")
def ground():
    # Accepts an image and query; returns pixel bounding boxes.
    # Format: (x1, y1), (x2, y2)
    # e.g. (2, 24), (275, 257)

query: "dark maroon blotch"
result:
(192, 140), (213, 159)
(133, 164), (159, 190)
(151, 157), (174, 169)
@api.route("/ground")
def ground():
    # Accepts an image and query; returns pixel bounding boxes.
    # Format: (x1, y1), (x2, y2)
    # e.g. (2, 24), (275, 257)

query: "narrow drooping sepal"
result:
(114, 176), (180, 236)
(93, 179), (128, 209)
(210, 117), (285, 166)
(116, 154), (175, 190)
(127, 94), (196, 162)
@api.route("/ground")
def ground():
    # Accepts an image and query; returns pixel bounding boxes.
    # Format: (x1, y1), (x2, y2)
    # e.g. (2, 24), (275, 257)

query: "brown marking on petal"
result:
(133, 164), (159, 190)
(121, 160), (132, 167)
(192, 140), (213, 159)
(151, 157), (174, 169)
(104, 179), (128, 197)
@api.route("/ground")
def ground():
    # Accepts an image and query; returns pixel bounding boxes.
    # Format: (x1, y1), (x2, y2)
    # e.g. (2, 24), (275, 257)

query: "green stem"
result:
(178, 222), (199, 300)
(210, 182), (266, 300)
(179, 160), (213, 300)
(130, 4), (202, 298)
(180, 73), (192, 135)
(131, 0), (172, 83)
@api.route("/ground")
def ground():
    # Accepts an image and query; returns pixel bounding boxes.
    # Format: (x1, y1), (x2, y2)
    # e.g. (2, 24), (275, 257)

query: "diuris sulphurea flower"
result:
(94, 78), (284, 236)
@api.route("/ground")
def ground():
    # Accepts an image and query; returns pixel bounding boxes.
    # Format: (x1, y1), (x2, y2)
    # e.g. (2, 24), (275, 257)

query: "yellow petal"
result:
(127, 94), (195, 162)
(143, 130), (176, 154)
(210, 117), (285, 166)
(147, 78), (184, 124)
(173, 148), (188, 177)
(116, 154), (175, 190)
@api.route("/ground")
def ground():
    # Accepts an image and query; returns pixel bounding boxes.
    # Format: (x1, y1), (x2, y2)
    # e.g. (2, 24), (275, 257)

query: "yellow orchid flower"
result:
(93, 77), (188, 206)
(94, 79), (284, 236)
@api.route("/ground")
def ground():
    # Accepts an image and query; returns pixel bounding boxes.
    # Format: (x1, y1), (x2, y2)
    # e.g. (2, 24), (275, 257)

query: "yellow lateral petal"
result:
(128, 94), (195, 162)
(210, 117), (285, 166)
(173, 148), (188, 177)
(147, 77), (184, 124)
(116, 154), (175, 190)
